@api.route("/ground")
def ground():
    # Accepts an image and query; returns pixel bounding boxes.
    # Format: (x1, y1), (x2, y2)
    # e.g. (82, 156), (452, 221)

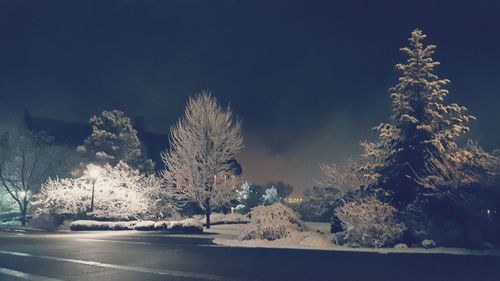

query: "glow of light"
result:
(87, 165), (102, 180)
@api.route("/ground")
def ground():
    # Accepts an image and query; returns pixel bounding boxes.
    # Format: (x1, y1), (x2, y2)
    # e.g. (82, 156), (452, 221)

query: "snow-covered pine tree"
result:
(77, 110), (155, 173)
(364, 29), (475, 205)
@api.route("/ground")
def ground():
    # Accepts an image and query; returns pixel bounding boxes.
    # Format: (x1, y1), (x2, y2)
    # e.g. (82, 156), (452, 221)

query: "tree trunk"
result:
(205, 198), (211, 229)
(20, 207), (27, 227)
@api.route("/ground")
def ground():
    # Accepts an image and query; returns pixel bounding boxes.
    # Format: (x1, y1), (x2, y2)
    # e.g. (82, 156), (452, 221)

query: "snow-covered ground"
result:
(209, 223), (500, 257)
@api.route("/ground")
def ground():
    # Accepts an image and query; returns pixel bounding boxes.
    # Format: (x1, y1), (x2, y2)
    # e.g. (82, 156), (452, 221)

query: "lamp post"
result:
(87, 165), (101, 213)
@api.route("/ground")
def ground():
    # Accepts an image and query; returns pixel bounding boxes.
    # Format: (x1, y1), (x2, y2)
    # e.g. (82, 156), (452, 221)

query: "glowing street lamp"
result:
(86, 165), (102, 213)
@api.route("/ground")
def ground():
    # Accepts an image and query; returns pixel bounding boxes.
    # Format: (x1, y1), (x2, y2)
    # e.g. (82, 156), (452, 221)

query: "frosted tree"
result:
(32, 161), (164, 221)
(162, 92), (243, 228)
(0, 127), (76, 225)
(77, 110), (154, 173)
(364, 29), (475, 205)
(318, 157), (374, 194)
(262, 186), (280, 205)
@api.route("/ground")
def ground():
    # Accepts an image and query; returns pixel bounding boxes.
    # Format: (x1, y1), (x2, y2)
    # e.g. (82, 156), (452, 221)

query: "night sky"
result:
(1, 1), (499, 192)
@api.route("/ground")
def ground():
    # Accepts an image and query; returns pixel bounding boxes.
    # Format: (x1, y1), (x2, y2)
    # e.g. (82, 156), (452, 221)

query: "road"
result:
(0, 228), (499, 281)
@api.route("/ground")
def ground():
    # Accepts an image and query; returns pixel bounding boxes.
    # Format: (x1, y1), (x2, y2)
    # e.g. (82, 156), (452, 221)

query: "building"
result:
(284, 196), (303, 205)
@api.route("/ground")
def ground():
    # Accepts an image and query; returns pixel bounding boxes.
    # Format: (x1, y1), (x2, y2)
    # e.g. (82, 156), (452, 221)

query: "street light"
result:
(86, 165), (101, 213)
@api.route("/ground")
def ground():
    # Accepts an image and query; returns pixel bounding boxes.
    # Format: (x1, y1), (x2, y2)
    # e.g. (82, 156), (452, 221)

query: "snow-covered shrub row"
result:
(168, 218), (203, 233)
(32, 162), (164, 222)
(194, 213), (249, 226)
(134, 221), (156, 231)
(335, 197), (406, 248)
(70, 219), (203, 233)
(69, 220), (138, 231)
(394, 243), (408, 249)
(239, 203), (305, 241)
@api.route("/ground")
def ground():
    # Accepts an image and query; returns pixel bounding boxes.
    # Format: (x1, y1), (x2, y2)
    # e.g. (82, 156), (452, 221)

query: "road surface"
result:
(0, 228), (499, 281)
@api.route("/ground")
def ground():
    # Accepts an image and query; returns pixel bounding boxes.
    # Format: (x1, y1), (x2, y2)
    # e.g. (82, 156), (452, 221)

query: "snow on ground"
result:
(210, 223), (500, 257)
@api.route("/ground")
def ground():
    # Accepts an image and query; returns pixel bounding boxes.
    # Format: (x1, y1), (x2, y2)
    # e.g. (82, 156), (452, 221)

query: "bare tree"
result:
(318, 157), (374, 195)
(0, 127), (76, 226)
(161, 91), (243, 228)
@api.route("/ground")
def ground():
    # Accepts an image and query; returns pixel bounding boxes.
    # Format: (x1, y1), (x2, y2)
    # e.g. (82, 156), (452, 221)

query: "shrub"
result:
(70, 219), (203, 233)
(111, 221), (138, 230)
(169, 219), (203, 233)
(195, 213), (249, 226)
(239, 203), (305, 241)
(134, 221), (156, 231)
(335, 197), (406, 248)
(421, 239), (437, 249)
(394, 243), (408, 249)
(402, 196), (463, 247)
(154, 221), (170, 231)
(70, 220), (112, 231)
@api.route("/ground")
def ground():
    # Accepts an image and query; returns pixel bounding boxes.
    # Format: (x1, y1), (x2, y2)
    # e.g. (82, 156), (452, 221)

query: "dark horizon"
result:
(1, 1), (499, 192)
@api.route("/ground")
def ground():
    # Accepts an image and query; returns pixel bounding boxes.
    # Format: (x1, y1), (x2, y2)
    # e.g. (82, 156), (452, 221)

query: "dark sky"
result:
(1, 1), (499, 192)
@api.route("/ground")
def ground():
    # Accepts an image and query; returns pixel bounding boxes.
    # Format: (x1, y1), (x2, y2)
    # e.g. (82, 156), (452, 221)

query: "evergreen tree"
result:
(78, 110), (154, 173)
(262, 186), (280, 205)
(364, 29), (475, 205)
(236, 182), (264, 213)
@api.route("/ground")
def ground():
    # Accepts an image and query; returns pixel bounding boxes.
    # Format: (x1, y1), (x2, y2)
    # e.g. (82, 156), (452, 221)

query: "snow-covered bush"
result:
(169, 218), (203, 233)
(394, 243), (408, 249)
(134, 221), (156, 231)
(32, 162), (164, 222)
(111, 221), (138, 230)
(154, 221), (170, 231)
(70, 220), (113, 231)
(70, 219), (202, 233)
(239, 203), (305, 241)
(335, 197), (406, 248)
(70, 220), (138, 231)
(401, 196), (464, 246)
(421, 239), (437, 249)
(194, 213), (249, 226)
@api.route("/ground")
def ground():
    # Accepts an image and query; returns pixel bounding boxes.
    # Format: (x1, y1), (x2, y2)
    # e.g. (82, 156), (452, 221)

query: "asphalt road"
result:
(0, 229), (499, 281)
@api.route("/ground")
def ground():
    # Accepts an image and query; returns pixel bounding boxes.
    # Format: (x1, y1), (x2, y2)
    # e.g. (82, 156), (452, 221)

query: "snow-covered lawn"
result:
(210, 223), (500, 257)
